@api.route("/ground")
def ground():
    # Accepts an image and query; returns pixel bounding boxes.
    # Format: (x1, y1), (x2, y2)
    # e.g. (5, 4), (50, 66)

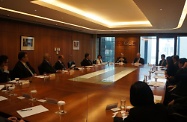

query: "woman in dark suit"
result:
(114, 81), (168, 122)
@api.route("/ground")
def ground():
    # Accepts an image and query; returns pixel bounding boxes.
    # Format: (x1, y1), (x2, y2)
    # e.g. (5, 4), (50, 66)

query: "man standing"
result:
(12, 52), (36, 79)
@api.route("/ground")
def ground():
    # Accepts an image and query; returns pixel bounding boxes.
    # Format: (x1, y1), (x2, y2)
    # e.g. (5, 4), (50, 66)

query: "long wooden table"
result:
(0, 64), (165, 122)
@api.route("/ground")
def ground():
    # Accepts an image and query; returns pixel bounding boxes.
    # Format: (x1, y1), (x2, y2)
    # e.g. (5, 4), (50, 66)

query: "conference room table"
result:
(0, 63), (166, 122)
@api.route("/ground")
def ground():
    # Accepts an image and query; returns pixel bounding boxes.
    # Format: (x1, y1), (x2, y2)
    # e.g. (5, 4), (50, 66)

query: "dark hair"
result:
(0, 55), (8, 65)
(85, 53), (89, 58)
(130, 81), (154, 106)
(58, 55), (62, 59)
(179, 58), (186, 65)
(166, 56), (173, 66)
(161, 54), (165, 58)
(173, 55), (179, 61)
(18, 51), (27, 60)
(97, 54), (102, 58)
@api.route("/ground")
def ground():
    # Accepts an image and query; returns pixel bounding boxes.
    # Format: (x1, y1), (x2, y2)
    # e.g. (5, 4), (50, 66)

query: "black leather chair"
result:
(169, 113), (187, 122)
(38, 64), (43, 75)
(67, 61), (75, 68)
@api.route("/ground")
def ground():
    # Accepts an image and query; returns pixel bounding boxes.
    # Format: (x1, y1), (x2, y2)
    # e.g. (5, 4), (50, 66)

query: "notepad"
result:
(17, 105), (48, 118)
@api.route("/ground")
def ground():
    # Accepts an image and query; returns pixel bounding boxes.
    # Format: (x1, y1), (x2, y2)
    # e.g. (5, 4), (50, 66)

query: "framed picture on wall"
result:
(73, 40), (79, 50)
(21, 36), (34, 50)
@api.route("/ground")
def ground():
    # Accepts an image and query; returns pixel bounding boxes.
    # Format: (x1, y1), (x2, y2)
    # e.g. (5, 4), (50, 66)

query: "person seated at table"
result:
(114, 81), (168, 122)
(159, 54), (167, 66)
(12, 52), (36, 79)
(96, 54), (103, 64)
(38, 53), (57, 74)
(165, 56), (178, 80)
(0, 55), (11, 82)
(116, 53), (127, 64)
(167, 96), (187, 122)
(54, 55), (66, 70)
(0, 116), (25, 122)
(172, 55), (179, 70)
(81, 53), (92, 66)
(133, 53), (144, 65)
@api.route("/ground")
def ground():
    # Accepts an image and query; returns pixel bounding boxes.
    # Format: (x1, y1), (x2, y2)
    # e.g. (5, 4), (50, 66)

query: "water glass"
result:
(120, 98), (126, 111)
(56, 101), (66, 114)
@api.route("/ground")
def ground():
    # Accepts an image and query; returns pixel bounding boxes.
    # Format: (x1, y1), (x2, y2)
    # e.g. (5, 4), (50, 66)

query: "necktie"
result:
(25, 64), (34, 76)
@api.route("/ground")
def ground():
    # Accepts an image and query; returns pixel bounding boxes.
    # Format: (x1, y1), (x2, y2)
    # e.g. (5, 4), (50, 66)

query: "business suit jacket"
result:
(134, 58), (144, 64)
(39, 60), (56, 74)
(54, 61), (66, 70)
(0, 68), (10, 83)
(159, 59), (167, 66)
(12, 61), (35, 79)
(114, 104), (168, 122)
(81, 58), (92, 66)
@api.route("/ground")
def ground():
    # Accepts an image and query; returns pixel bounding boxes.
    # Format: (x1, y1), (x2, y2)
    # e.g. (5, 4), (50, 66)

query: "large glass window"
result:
(158, 38), (174, 61)
(177, 36), (187, 58)
(140, 36), (156, 64)
(100, 37), (115, 62)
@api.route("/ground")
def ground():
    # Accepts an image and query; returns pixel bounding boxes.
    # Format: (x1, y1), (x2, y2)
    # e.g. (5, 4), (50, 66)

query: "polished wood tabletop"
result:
(0, 64), (166, 122)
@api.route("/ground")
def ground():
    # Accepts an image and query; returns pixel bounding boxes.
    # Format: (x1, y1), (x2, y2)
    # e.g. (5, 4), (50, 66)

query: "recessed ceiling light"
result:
(160, 9), (162, 11)
(34, 10), (37, 11)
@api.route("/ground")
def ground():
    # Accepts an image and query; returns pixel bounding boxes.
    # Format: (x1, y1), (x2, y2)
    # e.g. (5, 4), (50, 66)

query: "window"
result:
(177, 36), (187, 58)
(100, 37), (115, 62)
(140, 36), (156, 64)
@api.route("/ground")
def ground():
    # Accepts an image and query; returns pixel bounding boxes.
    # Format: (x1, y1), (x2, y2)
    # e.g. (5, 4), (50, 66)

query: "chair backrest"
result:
(38, 64), (43, 75)
(67, 61), (75, 68)
(93, 60), (97, 64)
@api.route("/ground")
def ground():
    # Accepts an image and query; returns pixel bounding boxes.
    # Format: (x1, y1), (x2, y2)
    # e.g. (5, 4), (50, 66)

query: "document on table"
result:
(148, 81), (165, 87)
(17, 105), (49, 118)
(0, 85), (4, 90)
(0, 96), (8, 101)
(154, 95), (162, 103)
(35, 75), (45, 78)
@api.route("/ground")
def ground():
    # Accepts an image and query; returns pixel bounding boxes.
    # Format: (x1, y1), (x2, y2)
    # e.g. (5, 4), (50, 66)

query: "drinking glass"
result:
(9, 85), (16, 96)
(56, 101), (66, 114)
(15, 78), (19, 84)
(120, 97), (126, 111)
(30, 90), (37, 101)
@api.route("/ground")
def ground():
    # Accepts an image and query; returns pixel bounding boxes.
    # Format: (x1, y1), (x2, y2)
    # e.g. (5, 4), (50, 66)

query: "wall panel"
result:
(0, 19), (95, 74)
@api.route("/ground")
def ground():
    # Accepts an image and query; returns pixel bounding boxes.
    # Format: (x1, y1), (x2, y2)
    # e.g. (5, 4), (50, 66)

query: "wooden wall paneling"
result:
(115, 36), (140, 63)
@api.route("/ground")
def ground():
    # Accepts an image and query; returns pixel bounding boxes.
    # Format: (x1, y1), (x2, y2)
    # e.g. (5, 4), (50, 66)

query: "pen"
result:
(20, 109), (32, 111)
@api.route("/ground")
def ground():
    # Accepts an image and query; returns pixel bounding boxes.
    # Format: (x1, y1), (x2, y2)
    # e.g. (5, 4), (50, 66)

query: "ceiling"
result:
(0, 0), (187, 34)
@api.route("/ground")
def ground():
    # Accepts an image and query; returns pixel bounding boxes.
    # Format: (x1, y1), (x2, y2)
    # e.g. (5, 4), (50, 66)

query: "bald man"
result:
(133, 53), (144, 65)
(54, 55), (66, 70)
(38, 53), (56, 74)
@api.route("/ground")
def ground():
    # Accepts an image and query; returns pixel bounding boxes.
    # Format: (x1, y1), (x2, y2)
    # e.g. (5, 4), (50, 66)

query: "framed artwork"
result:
(73, 40), (79, 50)
(21, 36), (34, 50)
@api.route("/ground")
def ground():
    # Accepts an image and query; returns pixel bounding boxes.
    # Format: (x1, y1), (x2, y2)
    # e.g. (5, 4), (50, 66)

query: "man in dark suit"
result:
(133, 53), (144, 65)
(0, 55), (10, 82)
(54, 55), (66, 70)
(12, 52), (36, 79)
(116, 53), (127, 63)
(38, 53), (56, 74)
(81, 53), (92, 66)
(159, 54), (167, 66)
